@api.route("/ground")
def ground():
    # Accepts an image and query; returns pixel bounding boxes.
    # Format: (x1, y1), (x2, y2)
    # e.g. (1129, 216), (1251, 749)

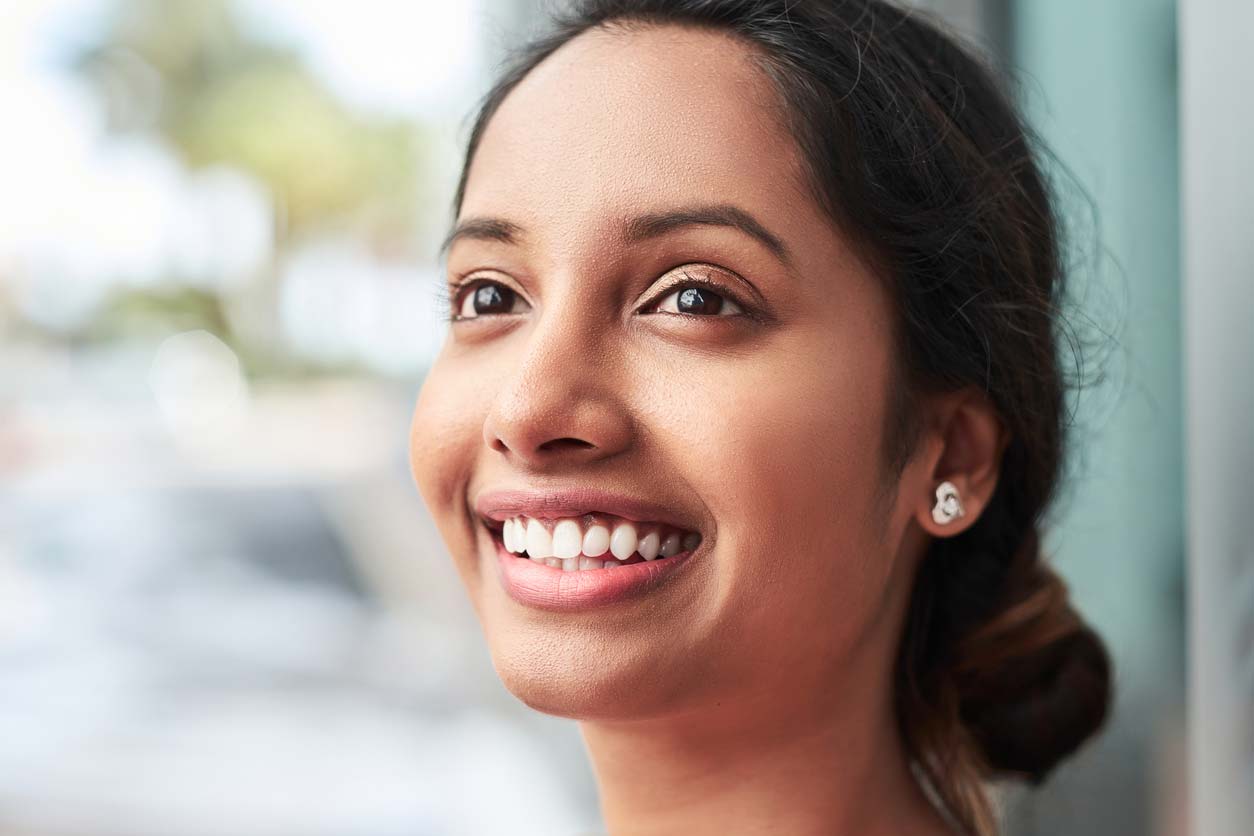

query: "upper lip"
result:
(473, 486), (700, 531)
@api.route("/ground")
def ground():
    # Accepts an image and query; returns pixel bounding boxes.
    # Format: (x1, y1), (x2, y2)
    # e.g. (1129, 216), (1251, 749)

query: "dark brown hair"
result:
(449, 1), (1112, 833)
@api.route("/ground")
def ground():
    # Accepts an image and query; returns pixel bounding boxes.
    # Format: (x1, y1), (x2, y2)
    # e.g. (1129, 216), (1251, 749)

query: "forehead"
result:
(460, 23), (815, 233)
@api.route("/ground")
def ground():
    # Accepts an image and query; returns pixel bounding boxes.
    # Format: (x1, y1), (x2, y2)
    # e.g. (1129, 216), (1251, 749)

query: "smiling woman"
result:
(408, 2), (1112, 835)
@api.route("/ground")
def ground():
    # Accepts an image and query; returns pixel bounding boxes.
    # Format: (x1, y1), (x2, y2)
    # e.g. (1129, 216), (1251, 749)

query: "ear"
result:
(911, 386), (1010, 538)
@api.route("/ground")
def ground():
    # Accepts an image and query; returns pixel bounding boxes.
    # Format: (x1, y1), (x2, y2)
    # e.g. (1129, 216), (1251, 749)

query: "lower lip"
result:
(493, 536), (698, 611)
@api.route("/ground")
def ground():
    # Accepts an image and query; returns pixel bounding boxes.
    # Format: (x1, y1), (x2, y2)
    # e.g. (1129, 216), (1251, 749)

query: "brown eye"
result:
(653, 285), (744, 317)
(456, 281), (529, 319)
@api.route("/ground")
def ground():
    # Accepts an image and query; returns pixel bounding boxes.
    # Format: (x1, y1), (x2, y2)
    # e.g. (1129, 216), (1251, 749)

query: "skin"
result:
(410, 23), (1006, 836)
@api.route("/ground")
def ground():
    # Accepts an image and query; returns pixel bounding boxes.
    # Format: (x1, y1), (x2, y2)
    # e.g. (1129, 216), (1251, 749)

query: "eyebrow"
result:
(624, 204), (793, 267)
(440, 203), (794, 268)
(439, 217), (523, 256)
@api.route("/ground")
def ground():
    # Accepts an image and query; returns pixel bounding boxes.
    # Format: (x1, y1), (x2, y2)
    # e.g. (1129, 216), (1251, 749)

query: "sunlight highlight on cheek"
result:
(410, 365), (484, 523)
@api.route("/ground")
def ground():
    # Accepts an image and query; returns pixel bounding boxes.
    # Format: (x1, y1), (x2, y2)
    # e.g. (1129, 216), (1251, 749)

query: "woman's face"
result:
(410, 24), (919, 720)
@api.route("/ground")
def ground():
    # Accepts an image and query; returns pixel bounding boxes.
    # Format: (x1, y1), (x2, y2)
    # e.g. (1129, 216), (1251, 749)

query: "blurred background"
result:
(0, 1), (1245, 834)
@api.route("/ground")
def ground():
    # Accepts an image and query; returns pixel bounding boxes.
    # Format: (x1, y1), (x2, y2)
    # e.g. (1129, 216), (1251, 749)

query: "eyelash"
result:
(442, 268), (755, 323)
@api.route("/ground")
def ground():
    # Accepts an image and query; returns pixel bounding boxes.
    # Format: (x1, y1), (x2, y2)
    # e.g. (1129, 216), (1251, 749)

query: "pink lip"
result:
(492, 536), (699, 611)
(473, 486), (698, 529)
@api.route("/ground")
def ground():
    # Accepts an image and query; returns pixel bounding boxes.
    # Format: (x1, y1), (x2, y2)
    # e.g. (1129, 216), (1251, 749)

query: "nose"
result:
(482, 306), (634, 469)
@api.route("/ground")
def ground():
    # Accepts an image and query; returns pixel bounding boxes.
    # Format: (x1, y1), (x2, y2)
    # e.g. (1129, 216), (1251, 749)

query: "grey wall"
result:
(1181, 1), (1254, 834)
(1008, 1), (1184, 834)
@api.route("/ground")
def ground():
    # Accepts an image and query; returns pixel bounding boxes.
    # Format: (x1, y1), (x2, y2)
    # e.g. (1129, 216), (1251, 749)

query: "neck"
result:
(578, 663), (952, 836)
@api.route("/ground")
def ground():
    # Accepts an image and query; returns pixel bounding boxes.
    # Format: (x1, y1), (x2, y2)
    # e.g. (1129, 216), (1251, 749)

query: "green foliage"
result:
(172, 62), (422, 235)
(88, 285), (229, 342)
(60, 0), (437, 375)
(75, 0), (426, 238)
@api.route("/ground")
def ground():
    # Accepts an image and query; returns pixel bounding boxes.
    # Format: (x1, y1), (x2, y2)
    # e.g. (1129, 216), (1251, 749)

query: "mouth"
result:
(485, 512), (705, 611)
(474, 486), (706, 609)
(484, 513), (703, 571)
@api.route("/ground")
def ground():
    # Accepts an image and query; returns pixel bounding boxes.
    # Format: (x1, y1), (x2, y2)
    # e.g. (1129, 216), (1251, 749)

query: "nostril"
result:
(538, 437), (595, 452)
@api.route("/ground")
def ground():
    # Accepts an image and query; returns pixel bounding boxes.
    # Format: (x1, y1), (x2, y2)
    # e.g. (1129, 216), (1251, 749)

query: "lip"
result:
(491, 535), (699, 611)
(473, 486), (699, 530)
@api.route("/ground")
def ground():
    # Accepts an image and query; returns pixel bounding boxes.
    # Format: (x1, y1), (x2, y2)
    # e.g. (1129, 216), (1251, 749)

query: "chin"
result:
(492, 649), (626, 719)
(479, 616), (674, 720)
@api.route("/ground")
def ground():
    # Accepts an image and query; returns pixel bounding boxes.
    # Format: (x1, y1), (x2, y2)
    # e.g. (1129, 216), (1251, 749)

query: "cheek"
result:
(409, 353), (485, 555)
(656, 329), (894, 668)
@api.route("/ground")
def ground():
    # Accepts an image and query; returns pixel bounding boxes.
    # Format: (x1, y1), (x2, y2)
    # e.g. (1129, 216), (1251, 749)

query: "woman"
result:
(409, 1), (1112, 834)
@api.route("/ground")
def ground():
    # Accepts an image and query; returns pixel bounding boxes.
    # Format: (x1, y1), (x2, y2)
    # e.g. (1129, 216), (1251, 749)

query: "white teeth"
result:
(638, 531), (660, 561)
(582, 524), (610, 557)
(526, 519), (554, 559)
(503, 514), (700, 569)
(552, 519), (583, 559)
(610, 522), (638, 561)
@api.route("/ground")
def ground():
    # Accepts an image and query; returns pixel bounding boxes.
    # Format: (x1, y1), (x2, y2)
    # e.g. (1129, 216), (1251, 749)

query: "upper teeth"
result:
(501, 515), (700, 567)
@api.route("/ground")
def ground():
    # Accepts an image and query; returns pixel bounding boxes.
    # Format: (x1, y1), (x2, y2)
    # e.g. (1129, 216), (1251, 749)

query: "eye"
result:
(647, 279), (745, 317)
(452, 279), (530, 321)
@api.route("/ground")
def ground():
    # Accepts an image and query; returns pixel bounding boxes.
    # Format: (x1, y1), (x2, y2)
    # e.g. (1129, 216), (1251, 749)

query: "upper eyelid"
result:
(447, 268), (518, 294)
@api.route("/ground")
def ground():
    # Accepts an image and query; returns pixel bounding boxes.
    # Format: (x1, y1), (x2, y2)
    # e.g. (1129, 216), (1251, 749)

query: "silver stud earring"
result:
(931, 480), (966, 525)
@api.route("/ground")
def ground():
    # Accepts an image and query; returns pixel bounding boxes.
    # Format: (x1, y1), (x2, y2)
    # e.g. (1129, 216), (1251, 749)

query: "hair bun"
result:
(950, 541), (1113, 783)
